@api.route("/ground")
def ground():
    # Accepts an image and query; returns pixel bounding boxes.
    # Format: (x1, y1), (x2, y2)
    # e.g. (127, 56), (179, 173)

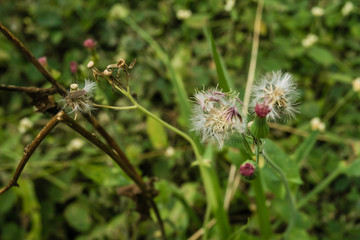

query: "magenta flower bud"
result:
(38, 56), (48, 67)
(239, 160), (259, 181)
(255, 102), (271, 118)
(70, 61), (78, 74)
(83, 38), (97, 49)
(240, 163), (255, 176)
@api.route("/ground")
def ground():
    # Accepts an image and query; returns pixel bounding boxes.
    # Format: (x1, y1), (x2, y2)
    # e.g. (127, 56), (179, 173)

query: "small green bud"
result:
(250, 116), (269, 139)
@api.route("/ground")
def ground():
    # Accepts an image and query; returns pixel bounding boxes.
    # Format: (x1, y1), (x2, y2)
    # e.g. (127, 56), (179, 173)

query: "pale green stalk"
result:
(93, 103), (137, 110)
(114, 86), (201, 161)
(122, 18), (191, 120)
(242, 0), (264, 116)
(202, 204), (211, 240)
(252, 143), (272, 240)
(323, 89), (355, 123)
(265, 155), (297, 238)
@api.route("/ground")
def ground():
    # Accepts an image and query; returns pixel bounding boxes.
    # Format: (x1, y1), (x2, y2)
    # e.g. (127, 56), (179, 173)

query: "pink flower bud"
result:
(38, 56), (48, 67)
(83, 38), (97, 49)
(255, 102), (271, 118)
(239, 162), (255, 176)
(70, 61), (78, 74)
(239, 160), (259, 181)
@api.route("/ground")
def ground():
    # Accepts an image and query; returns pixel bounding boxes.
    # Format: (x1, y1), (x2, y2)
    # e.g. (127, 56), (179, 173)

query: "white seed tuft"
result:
(250, 71), (300, 121)
(190, 88), (245, 149)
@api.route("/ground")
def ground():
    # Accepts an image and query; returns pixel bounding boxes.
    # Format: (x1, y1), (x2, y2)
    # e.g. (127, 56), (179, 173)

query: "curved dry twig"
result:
(0, 111), (62, 195)
(0, 22), (67, 96)
(0, 22), (166, 239)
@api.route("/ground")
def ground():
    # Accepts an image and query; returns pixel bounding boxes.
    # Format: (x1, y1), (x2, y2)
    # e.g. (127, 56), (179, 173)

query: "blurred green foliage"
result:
(1, 0), (360, 239)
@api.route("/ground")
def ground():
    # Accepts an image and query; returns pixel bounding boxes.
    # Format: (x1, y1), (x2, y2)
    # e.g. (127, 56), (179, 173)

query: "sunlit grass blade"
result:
(123, 17), (191, 121)
(205, 27), (234, 92)
(199, 145), (231, 238)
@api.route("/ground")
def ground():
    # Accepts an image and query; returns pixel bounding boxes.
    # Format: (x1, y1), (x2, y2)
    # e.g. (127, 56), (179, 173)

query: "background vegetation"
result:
(0, 0), (359, 239)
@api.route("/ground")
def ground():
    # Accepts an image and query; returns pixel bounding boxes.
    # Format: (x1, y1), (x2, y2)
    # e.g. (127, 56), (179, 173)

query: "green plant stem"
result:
(323, 89), (355, 123)
(297, 162), (345, 209)
(252, 143), (272, 240)
(93, 103), (137, 110)
(136, 104), (201, 160)
(252, 177), (272, 240)
(115, 86), (202, 160)
(265, 156), (296, 238)
(114, 86), (232, 238)
(202, 204), (211, 240)
(123, 18), (191, 120)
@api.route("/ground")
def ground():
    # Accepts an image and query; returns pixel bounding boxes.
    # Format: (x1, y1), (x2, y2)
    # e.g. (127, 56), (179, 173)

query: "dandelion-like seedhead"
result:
(190, 88), (245, 149)
(58, 79), (96, 119)
(251, 71), (299, 121)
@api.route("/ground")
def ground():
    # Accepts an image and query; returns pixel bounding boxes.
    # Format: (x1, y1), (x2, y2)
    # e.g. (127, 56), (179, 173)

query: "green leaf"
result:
(77, 164), (131, 187)
(0, 190), (17, 214)
(199, 145), (231, 238)
(287, 227), (312, 240)
(205, 28), (234, 92)
(146, 115), (168, 149)
(16, 179), (42, 240)
(263, 140), (302, 185)
(185, 14), (209, 29)
(307, 46), (336, 66)
(123, 17), (191, 123)
(1, 223), (26, 240)
(64, 202), (92, 232)
(344, 158), (360, 177)
(291, 131), (318, 164)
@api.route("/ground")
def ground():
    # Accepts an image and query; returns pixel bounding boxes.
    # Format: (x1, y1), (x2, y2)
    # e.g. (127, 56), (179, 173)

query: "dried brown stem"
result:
(0, 111), (62, 195)
(58, 113), (144, 188)
(0, 22), (67, 96)
(0, 84), (58, 94)
(59, 113), (166, 239)
(84, 115), (140, 180)
(0, 22), (166, 239)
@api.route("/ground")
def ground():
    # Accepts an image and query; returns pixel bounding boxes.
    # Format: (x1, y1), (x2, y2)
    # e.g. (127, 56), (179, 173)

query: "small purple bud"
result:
(70, 61), (78, 74)
(83, 38), (97, 49)
(240, 163), (255, 176)
(38, 56), (48, 67)
(239, 160), (259, 181)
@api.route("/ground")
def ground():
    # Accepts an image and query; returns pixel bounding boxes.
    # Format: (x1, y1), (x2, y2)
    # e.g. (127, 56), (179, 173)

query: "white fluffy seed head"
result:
(190, 88), (245, 149)
(250, 71), (300, 121)
(58, 79), (97, 117)
(83, 79), (97, 95)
